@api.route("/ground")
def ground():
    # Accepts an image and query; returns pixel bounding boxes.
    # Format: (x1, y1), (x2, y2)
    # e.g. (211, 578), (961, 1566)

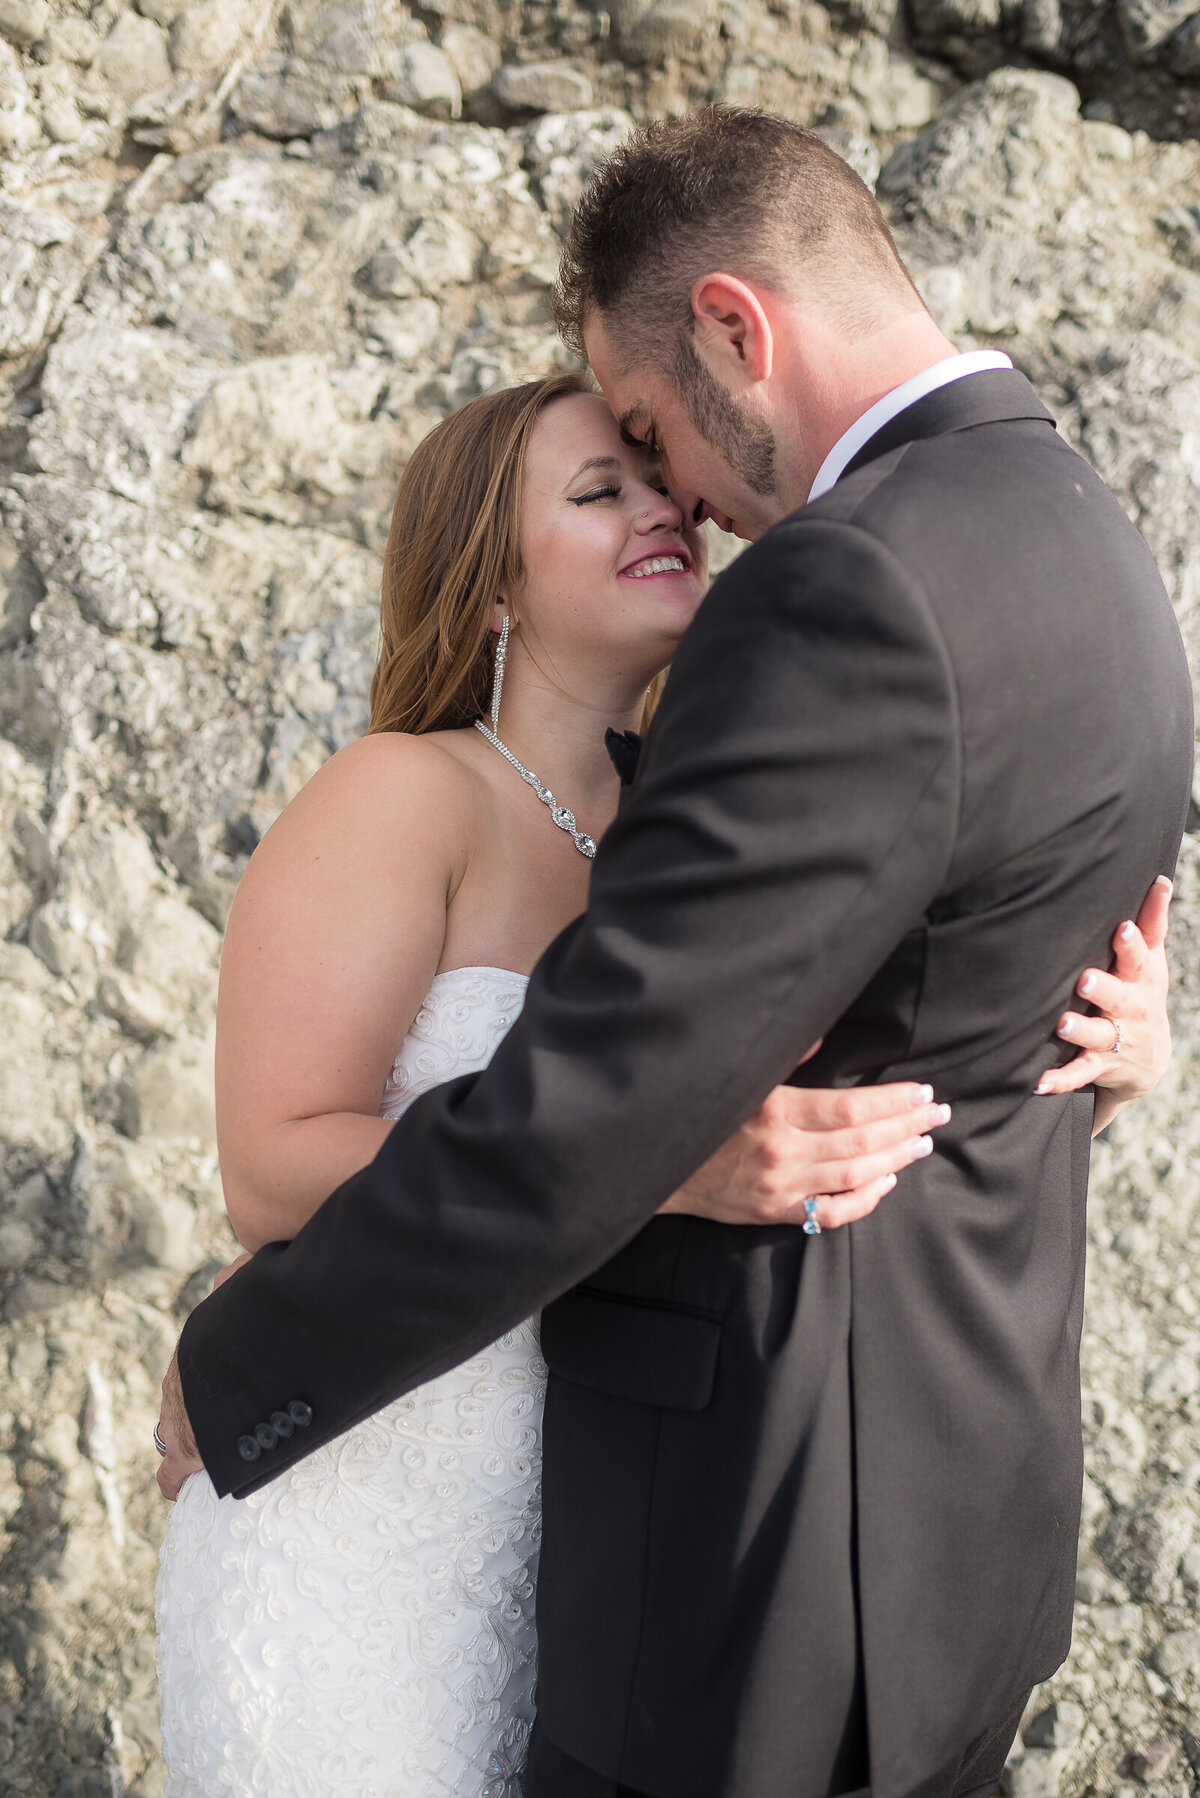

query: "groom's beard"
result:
(672, 332), (777, 499)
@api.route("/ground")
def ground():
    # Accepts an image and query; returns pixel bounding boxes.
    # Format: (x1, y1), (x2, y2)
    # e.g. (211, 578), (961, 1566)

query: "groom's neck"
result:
(773, 309), (960, 515)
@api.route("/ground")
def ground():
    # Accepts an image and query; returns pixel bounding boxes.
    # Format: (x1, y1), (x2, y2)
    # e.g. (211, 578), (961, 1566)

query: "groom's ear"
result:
(689, 275), (774, 386)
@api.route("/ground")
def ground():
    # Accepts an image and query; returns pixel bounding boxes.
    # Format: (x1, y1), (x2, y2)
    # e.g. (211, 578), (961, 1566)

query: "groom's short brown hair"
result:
(555, 108), (923, 365)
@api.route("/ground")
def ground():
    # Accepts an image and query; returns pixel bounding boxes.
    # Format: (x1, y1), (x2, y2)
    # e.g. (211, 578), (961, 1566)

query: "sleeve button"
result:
(270, 1409), (295, 1439)
(254, 1422), (279, 1452)
(287, 1399), (313, 1429)
(236, 1434), (262, 1463)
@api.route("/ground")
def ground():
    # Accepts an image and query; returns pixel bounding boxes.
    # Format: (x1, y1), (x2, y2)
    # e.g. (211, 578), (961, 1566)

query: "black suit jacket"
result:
(179, 371), (1193, 1798)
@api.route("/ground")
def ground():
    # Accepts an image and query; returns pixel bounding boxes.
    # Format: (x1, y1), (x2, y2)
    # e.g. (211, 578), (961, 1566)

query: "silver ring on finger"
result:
(802, 1198), (822, 1236)
(1108, 1018), (1123, 1055)
(154, 1423), (168, 1457)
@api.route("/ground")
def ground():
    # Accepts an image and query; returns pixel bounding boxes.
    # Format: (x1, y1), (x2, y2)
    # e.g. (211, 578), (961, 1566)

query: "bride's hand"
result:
(1036, 875), (1173, 1133)
(660, 1078), (950, 1231)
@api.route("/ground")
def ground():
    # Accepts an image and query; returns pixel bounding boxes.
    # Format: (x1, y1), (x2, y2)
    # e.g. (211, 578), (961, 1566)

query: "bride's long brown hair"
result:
(369, 372), (667, 736)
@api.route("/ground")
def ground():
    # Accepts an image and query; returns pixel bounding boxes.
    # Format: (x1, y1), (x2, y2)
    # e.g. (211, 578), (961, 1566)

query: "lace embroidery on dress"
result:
(156, 967), (543, 1798)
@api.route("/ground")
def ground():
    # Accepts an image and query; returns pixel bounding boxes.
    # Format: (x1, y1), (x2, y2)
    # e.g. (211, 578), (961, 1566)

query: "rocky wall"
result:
(1, 1), (1199, 1792)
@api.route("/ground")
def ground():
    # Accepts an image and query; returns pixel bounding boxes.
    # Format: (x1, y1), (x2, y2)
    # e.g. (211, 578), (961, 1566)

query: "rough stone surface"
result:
(493, 57), (595, 112)
(439, 21), (502, 97)
(0, 3), (1198, 1795)
(0, 0), (47, 51)
(386, 40), (464, 117)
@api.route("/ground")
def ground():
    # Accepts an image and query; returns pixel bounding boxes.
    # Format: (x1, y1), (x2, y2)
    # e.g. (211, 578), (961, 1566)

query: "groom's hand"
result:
(661, 1077), (950, 1230)
(156, 1351), (204, 1501)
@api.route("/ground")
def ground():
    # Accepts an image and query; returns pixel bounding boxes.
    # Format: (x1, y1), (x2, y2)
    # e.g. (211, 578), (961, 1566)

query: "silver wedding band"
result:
(802, 1198), (822, 1236)
(154, 1423), (168, 1457)
(1109, 1019), (1123, 1056)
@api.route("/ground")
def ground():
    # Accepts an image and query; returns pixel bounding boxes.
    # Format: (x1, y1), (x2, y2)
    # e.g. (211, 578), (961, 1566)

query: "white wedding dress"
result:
(156, 966), (543, 1798)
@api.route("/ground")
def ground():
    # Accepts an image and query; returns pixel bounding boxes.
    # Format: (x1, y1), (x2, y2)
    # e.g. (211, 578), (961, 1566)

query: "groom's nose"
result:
(678, 493), (719, 531)
(665, 478), (707, 527)
(656, 447), (704, 526)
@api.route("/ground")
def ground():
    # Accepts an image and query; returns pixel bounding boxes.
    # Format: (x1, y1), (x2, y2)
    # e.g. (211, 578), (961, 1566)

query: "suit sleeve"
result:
(181, 516), (962, 1495)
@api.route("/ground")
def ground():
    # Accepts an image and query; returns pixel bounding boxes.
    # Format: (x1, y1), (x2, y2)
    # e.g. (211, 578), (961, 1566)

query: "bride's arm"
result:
(215, 734), (466, 1252)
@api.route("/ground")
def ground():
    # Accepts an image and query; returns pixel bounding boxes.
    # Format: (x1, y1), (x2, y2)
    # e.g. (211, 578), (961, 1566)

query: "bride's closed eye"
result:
(567, 460), (670, 506)
(569, 484), (622, 506)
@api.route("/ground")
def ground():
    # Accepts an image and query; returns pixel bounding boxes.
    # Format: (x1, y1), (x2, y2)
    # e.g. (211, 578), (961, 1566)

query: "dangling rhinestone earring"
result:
(474, 610), (596, 859)
(490, 613), (509, 734)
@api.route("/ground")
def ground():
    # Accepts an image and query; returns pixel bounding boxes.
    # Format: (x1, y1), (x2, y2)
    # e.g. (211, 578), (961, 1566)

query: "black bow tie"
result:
(604, 727), (643, 788)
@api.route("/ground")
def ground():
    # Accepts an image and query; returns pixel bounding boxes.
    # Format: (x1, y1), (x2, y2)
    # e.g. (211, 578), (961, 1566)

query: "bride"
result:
(155, 371), (1172, 1796)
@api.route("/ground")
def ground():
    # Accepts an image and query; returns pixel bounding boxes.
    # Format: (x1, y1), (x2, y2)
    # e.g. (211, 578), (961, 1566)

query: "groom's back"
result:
(810, 397), (1183, 1103)
(537, 376), (1192, 1798)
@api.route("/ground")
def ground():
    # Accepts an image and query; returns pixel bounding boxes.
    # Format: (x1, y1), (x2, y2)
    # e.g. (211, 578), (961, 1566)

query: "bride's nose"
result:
(634, 487), (685, 532)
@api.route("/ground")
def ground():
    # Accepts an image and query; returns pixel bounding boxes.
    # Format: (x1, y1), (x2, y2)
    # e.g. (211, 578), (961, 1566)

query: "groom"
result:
(164, 111), (1192, 1796)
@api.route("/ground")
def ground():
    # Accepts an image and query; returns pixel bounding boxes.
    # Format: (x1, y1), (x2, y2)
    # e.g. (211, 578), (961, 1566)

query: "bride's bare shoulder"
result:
(249, 730), (483, 880)
(311, 728), (478, 802)
(294, 727), (480, 808)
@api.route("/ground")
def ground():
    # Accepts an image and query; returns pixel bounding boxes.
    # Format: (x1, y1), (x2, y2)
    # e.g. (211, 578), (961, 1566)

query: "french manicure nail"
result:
(1078, 972), (1095, 997)
(1035, 1078), (1052, 1094)
(1118, 920), (1136, 943)
(1157, 875), (1174, 894)
(931, 1103), (952, 1126)
(911, 1084), (934, 1106)
(881, 1174), (897, 1193)
(913, 1135), (934, 1157)
(1058, 1016), (1075, 1036)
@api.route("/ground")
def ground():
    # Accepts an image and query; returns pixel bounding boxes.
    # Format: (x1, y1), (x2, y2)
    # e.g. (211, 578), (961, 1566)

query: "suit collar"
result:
(808, 351), (1015, 500)
(837, 368), (1056, 484)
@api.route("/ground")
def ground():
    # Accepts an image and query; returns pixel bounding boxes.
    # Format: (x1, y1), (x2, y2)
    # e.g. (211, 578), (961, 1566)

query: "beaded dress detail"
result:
(156, 967), (542, 1798)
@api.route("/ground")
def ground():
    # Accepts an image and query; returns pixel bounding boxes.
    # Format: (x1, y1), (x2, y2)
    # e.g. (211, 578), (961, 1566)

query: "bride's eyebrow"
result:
(563, 454), (622, 489)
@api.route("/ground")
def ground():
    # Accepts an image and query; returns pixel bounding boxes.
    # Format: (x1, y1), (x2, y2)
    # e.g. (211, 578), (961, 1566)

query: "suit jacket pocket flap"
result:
(540, 1287), (720, 1412)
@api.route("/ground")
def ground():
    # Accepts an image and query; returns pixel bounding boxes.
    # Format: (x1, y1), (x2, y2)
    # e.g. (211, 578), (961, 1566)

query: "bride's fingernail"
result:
(880, 1174), (897, 1194)
(1118, 920), (1136, 944)
(1157, 876), (1174, 895)
(911, 1084), (934, 1106)
(1078, 972), (1095, 997)
(1035, 1078), (1053, 1094)
(931, 1103), (952, 1126)
(912, 1135), (934, 1157)
(1058, 1015), (1076, 1036)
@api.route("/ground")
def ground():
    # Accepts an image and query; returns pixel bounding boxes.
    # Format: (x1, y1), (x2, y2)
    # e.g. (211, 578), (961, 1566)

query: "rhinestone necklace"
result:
(474, 720), (597, 860)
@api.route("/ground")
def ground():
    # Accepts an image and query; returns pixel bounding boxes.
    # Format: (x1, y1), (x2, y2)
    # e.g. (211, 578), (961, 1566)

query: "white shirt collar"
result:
(806, 351), (1015, 504)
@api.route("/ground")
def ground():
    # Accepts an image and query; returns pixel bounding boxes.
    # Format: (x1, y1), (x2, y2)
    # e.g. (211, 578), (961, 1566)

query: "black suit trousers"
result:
(523, 1689), (1028, 1798)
